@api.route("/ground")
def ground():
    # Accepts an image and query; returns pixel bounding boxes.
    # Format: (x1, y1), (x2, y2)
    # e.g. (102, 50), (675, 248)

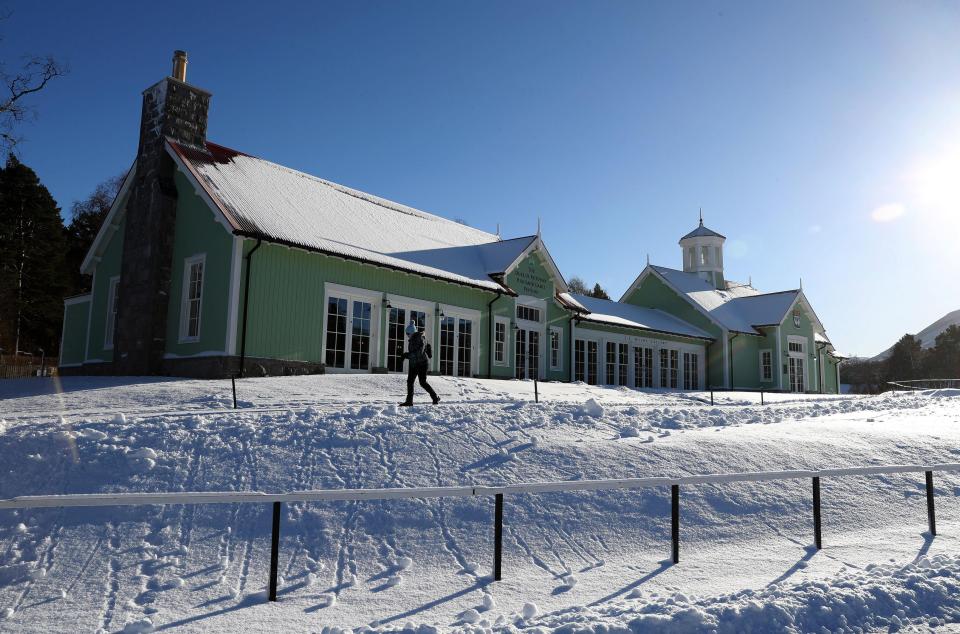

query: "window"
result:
(349, 301), (373, 370)
(440, 315), (474, 377)
(788, 341), (804, 354)
(104, 276), (120, 349)
(324, 286), (379, 371)
(618, 343), (628, 386)
(669, 349), (679, 388)
(386, 308), (427, 372)
(683, 352), (699, 390)
(494, 318), (508, 365)
(687, 247), (695, 269)
(660, 349), (668, 387)
(325, 297), (348, 368)
(700, 246), (709, 266)
(606, 342), (617, 385)
(760, 349), (773, 381)
(549, 327), (562, 370)
(180, 256), (205, 342)
(587, 341), (598, 385)
(516, 305), (541, 322)
(575, 340), (585, 382)
(634, 347), (653, 388)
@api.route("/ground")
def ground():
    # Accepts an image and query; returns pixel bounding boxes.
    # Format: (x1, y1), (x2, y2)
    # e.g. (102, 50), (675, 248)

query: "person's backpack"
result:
(425, 343), (433, 359)
(408, 332), (428, 366)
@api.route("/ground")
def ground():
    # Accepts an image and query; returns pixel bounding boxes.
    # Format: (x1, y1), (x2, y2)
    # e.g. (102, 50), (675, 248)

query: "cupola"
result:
(679, 213), (726, 289)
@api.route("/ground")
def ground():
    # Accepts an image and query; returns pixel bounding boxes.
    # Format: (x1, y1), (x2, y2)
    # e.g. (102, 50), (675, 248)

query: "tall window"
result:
(440, 316), (455, 376)
(386, 308), (426, 372)
(635, 347), (653, 388)
(440, 315), (473, 376)
(606, 342), (616, 384)
(325, 297), (348, 368)
(457, 318), (472, 377)
(494, 319), (507, 365)
(180, 256), (205, 342)
(549, 328), (562, 370)
(660, 349), (668, 387)
(760, 350), (773, 381)
(617, 343), (628, 386)
(587, 341), (598, 385)
(669, 350), (679, 388)
(105, 276), (120, 349)
(683, 352), (699, 390)
(575, 339), (585, 382)
(349, 301), (372, 370)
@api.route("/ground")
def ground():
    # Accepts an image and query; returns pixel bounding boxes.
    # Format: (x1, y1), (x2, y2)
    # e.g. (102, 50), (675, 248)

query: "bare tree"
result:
(0, 14), (67, 153)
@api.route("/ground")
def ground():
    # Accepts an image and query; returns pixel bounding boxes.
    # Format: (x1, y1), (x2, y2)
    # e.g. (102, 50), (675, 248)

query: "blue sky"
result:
(5, 1), (960, 357)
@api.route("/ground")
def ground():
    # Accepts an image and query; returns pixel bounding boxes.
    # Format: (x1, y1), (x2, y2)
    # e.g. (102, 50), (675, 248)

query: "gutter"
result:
(728, 332), (740, 389)
(486, 291), (502, 379)
(237, 238), (262, 377)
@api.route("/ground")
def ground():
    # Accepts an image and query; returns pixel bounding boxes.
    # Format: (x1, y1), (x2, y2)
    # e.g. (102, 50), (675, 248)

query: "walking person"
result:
(400, 320), (440, 406)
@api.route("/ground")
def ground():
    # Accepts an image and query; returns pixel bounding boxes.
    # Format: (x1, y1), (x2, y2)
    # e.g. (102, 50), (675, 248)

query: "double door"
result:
(515, 328), (541, 380)
(788, 357), (805, 393)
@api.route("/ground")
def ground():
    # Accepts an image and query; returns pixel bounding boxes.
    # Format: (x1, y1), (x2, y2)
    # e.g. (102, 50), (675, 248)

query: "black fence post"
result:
(926, 471), (937, 536)
(534, 379), (539, 403)
(269, 501), (282, 601)
(671, 484), (680, 564)
(710, 390), (714, 406)
(760, 390), (764, 405)
(494, 493), (503, 581)
(812, 477), (822, 550)
(232, 375), (238, 410)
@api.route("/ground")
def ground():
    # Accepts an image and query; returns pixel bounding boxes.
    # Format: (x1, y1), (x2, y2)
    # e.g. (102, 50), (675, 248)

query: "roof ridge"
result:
(195, 139), (499, 242)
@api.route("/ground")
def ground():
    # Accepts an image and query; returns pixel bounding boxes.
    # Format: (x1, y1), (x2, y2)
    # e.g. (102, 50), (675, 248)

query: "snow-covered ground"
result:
(1, 375), (960, 633)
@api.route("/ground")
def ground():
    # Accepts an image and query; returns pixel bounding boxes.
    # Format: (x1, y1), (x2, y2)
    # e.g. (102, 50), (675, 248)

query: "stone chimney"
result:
(114, 51), (212, 375)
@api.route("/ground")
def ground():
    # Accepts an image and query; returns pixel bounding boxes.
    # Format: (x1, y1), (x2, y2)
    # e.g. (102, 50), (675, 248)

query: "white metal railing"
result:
(1, 463), (957, 601)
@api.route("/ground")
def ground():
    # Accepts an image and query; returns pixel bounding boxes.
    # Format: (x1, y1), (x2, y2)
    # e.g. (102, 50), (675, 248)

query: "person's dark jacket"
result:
(404, 332), (431, 367)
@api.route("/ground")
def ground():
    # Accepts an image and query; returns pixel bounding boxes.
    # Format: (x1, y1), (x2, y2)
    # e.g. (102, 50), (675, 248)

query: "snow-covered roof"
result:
(168, 140), (520, 292)
(560, 293), (713, 340)
(680, 222), (726, 241)
(649, 266), (800, 334)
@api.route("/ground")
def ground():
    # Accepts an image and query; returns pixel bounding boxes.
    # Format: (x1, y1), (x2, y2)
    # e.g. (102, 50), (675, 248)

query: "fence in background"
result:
(0, 355), (55, 380)
(888, 379), (960, 391)
(1, 463), (957, 601)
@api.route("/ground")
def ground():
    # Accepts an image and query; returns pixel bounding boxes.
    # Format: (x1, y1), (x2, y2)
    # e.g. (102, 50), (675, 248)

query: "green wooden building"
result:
(59, 52), (844, 393)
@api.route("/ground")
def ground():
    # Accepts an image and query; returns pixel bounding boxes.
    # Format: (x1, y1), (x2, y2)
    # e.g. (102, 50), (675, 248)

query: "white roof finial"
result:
(699, 207), (703, 226)
(646, 253), (650, 266)
(537, 216), (541, 237)
(496, 222), (501, 239)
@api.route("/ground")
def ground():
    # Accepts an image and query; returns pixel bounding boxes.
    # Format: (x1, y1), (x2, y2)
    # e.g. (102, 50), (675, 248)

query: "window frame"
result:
(549, 326), (562, 371)
(322, 283), (384, 372)
(104, 275), (120, 349)
(759, 348), (773, 381)
(494, 316), (510, 366)
(178, 254), (206, 344)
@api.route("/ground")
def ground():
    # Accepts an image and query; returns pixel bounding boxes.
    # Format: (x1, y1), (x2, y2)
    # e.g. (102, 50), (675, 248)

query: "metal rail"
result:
(2, 463), (956, 601)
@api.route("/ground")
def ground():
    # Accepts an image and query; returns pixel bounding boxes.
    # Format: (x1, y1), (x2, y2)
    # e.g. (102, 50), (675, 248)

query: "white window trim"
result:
(549, 326), (563, 371)
(494, 316), (510, 366)
(179, 254), (206, 344)
(759, 348), (773, 381)
(322, 282), (383, 373)
(104, 276), (120, 350)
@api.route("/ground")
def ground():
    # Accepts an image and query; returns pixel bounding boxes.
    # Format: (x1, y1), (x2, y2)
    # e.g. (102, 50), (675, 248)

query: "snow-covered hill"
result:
(873, 308), (960, 360)
(1, 375), (960, 633)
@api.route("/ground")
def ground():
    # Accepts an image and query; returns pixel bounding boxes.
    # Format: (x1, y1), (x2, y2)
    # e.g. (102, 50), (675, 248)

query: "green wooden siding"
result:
(623, 273), (725, 387)
(85, 217), (125, 363)
(237, 239), (498, 371)
(164, 170), (236, 357)
(59, 298), (91, 366)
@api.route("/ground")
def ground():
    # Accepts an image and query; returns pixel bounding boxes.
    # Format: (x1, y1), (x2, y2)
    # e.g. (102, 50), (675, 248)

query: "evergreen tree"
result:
(925, 325), (960, 379)
(65, 172), (125, 293)
(0, 154), (67, 356)
(883, 334), (925, 383)
(590, 283), (611, 300)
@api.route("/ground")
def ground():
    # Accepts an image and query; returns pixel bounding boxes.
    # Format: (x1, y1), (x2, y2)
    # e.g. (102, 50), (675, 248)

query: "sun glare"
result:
(904, 141), (960, 227)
